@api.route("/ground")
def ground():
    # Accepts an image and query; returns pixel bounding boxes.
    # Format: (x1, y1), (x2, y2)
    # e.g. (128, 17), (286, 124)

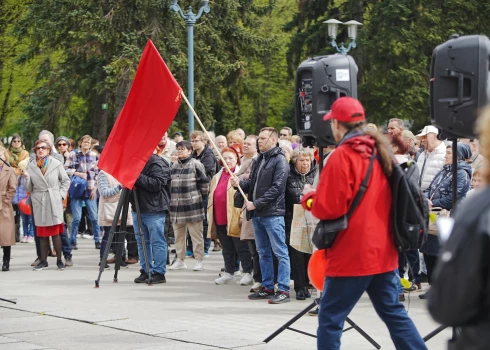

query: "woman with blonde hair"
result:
(0, 146), (17, 271)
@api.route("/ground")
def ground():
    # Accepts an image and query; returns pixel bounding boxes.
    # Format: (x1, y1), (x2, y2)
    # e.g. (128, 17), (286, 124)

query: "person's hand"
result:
(90, 189), (97, 200)
(427, 199), (433, 208)
(230, 175), (240, 188)
(245, 200), (256, 211)
(76, 172), (88, 180)
(303, 184), (314, 196)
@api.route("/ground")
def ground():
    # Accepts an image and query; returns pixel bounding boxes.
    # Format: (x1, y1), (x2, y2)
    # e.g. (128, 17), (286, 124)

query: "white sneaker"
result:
(250, 282), (262, 292)
(193, 260), (205, 271)
(169, 259), (187, 270)
(234, 270), (242, 278)
(21, 236), (28, 243)
(239, 273), (253, 286)
(82, 233), (90, 239)
(215, 272), (235, 284)
(27, 236), (34, 243)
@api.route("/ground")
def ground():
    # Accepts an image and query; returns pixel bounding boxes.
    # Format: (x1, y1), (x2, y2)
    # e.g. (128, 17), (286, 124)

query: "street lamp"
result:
(170, 0), (211, 137)
(323, 19), (363, 55)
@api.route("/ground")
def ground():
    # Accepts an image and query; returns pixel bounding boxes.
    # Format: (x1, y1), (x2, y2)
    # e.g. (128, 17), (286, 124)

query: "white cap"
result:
(416, 125), (439, 138)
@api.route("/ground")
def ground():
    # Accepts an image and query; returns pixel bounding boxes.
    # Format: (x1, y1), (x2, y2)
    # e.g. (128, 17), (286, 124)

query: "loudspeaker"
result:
(430, 34), (490, 139)
(295, 55), (358, 147)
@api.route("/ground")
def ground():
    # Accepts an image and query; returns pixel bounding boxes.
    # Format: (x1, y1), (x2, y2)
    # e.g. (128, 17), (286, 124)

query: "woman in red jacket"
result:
(302, 97), (426, 350)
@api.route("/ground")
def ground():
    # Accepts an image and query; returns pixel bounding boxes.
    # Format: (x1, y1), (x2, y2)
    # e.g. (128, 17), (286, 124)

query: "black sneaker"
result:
(308, 308), (319, 316)
(33, 262), (49, 271)
(149, 273), (166, 284)
(95, 242), (101, 249)
(248, 287), (274, 300)
(268, 291), (290, 304)
(419, 292), (428, 300)
(57, 261), (66, 270)
(119, 260), (128, 268)
(134, 270), (149, 284)
(72, 243), (78, 250)
(98, 262), (110, 270)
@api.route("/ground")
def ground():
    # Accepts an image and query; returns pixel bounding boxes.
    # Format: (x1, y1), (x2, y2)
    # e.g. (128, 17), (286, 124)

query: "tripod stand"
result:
(264, 298), (381, 349)
(95, 188), (151, 287)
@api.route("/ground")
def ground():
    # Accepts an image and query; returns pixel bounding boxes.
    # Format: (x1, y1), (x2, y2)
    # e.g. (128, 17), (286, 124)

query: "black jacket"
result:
(285, 163), (317, 233)
(428, 186), (490, 350)
(193, 145), (217, 180)
(240, 146), (289, 217)
(130, 154), (171, 213)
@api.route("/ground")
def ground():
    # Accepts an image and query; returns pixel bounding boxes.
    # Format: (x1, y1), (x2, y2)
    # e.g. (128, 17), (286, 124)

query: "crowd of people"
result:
(0, 101), (487, 333)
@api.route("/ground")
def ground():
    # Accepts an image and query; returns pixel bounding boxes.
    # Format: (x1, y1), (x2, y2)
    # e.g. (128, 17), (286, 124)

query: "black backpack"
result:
(390, 160), (429, 252)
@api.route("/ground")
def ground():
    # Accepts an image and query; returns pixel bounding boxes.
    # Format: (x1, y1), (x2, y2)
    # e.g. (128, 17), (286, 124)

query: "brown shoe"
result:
(125, 258), (138, 264)
(107, 256), (116, 264)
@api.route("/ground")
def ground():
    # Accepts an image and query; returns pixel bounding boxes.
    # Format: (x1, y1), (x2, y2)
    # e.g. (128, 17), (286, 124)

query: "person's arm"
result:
(432, 170), (469, 209)
(195, 162), (210, 197)
(311, 150), (354, 220)
(58, 164), (71, 199)
(135, 160), (170, 192)
(252, 156), (289, 211)
(97, 172), (122, 198)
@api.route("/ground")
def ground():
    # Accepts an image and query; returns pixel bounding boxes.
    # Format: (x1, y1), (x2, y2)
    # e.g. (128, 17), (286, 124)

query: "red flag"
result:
(98, 40), (182, 189)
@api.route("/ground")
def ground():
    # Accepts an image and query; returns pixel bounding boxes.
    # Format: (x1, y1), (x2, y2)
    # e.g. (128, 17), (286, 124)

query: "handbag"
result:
(68, 176), (87, 199)
(312, 150), (375, 250)
(234, 189), (244, 209)
(428, 207), (450, 235)
(290, 204), (316, 254)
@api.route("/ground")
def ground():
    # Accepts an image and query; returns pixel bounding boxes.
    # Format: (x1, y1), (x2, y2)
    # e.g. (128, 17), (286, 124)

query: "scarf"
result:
(9, 147), (23, 165)
(36, 156), (49, 175)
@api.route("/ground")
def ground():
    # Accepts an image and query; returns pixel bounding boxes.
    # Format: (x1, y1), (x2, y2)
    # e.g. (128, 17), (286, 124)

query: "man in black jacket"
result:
(130, 153), (171, 284)
(231, 127), (291, 304)
(190, 131), (216, 257)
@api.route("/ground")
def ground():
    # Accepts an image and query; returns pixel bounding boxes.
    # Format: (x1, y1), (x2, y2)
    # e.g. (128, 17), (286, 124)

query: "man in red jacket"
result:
(302, 97), (426, 349)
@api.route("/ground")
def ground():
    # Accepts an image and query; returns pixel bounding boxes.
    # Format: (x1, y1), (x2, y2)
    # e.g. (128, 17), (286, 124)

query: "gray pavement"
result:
(1, 239), (451, 349)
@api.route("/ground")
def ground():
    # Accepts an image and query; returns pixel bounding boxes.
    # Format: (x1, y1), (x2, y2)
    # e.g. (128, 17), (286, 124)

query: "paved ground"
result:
(1, 239), (451, 350)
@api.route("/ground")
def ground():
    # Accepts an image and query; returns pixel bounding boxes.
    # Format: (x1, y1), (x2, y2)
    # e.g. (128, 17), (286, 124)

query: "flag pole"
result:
(180, 92), (248, 200)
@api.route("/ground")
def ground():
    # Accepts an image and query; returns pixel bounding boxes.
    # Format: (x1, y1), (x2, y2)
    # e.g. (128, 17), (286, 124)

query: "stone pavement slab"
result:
(0, 239), (452, 349)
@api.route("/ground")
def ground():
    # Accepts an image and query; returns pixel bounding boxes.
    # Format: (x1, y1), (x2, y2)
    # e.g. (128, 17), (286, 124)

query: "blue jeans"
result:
(252, 216), (290, 292)
(61, 224), (72, 258)
(394, 269), (404, 294)
(317, 271), (427, 350)
(70, 198), (100, 244)
(20, 212), (34, 237)
(132, 211), (167, 275)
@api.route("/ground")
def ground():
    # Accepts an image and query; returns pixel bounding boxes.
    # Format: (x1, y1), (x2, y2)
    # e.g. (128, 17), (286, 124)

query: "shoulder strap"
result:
(346, 150), (376, 219)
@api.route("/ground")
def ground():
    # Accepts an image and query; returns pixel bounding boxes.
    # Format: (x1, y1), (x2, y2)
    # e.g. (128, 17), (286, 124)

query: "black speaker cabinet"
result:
(430, 34), (490, 138)
(295, 54), (358, 147)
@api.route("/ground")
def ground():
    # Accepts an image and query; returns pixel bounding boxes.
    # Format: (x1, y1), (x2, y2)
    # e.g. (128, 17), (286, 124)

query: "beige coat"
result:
(26, 157), (70, 227)
(238, 158), (255, 240)
(207, 167), (242, 239)
(0, 165), (17, 246)
(97, 171), (133, 227)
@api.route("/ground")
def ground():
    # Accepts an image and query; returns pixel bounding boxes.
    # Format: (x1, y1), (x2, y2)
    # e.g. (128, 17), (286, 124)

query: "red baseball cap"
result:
(323, 97), (365, 123)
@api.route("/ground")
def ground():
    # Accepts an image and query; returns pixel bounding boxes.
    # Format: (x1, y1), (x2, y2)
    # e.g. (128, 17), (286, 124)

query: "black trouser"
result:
(216, 225), (253, 274)
(2, 246), (11, 262)
(288, 244), (311, 290)
(423, 253), (438, 285)
(13, 204), (21, 242)
(398, 250), (421, 284)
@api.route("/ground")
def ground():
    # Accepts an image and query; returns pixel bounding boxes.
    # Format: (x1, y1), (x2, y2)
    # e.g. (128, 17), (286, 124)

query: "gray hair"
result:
(39, 130), (55, 144)
(291, 147), (314, 164)
(388, 118), (405, 129)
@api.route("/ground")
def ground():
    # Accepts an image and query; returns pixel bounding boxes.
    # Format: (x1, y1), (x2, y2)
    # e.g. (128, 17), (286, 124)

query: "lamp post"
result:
(323, 19), (363, 55)
(170, 0), (210, 137)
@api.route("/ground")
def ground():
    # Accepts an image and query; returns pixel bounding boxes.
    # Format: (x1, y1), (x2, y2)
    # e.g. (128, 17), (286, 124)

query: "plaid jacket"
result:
(13, 175), (28, 205)
(64, 150), (99, 197)
(169, 157), (209, 224)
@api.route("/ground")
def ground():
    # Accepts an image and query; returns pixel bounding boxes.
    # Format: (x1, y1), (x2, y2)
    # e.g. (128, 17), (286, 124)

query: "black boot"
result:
(295, 288), (306, 300)
(2, 260), (9, 271)
(304, 287), (311, 298)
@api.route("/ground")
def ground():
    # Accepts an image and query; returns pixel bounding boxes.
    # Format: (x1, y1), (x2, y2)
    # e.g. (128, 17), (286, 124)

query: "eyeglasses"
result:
(57, 143), (67, 147)
(280, 134), (288, 137)
(36, 146), (49, 150)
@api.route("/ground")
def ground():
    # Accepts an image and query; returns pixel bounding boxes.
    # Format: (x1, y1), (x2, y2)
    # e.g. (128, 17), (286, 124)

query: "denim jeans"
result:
(317, 271), (427, 350)
(20, 212), (34, 237)
(70, 198), (100, 244)
(394, 269), (404, 294)
(252, 216), (290, 292)
(132, 211), (167, 275)
(61, 225), (72, 259)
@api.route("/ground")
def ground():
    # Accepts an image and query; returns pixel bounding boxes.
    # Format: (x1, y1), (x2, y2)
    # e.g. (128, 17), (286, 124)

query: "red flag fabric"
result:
(98, 40), (182, 189)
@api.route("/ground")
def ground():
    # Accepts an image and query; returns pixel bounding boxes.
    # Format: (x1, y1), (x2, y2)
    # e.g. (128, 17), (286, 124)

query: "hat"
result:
(174, 132), (183, 137)
(55, 136), (70, 146)
(401, 130), (416, 141)
(416, 125), (439, 138)
(457, 142), (472, 160)
(323, 97), (365, 123)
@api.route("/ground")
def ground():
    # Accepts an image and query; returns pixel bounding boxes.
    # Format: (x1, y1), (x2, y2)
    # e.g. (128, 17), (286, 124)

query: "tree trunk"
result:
(0, 48), (15, 130)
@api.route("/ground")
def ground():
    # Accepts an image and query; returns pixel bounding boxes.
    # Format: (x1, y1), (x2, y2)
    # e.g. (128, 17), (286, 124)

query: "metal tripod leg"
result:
(133, 188), (152, 284)
(423, 325), (448, 342)
(0, 297), (17, 304)
(113, 192), (130, 283)
(95, 188), (128, 287)
(345, 317), (381, 349)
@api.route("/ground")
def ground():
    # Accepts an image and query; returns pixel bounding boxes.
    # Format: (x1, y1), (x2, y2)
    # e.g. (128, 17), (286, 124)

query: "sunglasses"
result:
(57, 143), (67, 147)
(36, 146), (49, 150)
(12, 140), (21, 143)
